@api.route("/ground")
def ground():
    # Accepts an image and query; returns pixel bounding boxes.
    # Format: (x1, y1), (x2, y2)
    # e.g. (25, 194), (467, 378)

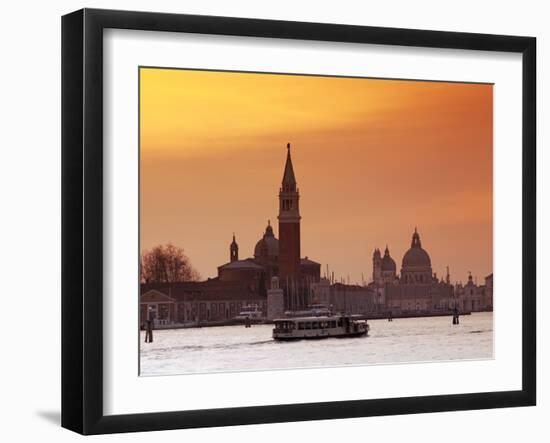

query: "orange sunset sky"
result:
(140, 68), (493, 285)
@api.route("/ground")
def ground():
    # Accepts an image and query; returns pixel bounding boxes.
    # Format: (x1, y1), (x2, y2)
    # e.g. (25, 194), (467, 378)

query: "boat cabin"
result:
(272, 315), (368, 340)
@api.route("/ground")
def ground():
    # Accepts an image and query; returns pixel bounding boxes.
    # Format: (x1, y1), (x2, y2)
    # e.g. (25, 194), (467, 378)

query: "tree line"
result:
(140, 243), (200, 283)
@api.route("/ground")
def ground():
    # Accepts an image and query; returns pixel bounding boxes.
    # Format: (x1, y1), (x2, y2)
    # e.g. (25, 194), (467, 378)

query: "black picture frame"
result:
(61, 8), (536, 435)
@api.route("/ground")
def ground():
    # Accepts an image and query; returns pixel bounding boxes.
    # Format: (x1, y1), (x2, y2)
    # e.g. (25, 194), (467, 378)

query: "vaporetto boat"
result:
(272, 314), (369, 340)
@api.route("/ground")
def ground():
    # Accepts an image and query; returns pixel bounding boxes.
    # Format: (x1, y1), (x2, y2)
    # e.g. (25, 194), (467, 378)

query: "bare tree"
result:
(141, 243), (201, 283)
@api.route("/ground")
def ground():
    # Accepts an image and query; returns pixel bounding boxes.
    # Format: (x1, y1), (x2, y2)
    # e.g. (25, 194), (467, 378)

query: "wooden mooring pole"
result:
(452, 308), (460, 325)
(145, 319), (153, 342)
(145, 306), (154, 342)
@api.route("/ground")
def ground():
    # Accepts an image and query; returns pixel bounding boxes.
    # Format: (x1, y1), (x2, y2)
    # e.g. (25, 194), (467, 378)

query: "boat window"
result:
(330, 321), (336, 328)
(298, 322), (304, 330)
(305, 322), (312, 329)
(337, 319), (343, 327)
(312, 322), (318, 329)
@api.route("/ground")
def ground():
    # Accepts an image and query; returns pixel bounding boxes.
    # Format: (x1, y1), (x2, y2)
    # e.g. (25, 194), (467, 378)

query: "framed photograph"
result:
(61, 8), (536, 435)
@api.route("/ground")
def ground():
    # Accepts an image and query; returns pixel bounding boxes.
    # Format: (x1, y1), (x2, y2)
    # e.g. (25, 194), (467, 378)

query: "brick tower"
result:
(278, 143), (301, 281)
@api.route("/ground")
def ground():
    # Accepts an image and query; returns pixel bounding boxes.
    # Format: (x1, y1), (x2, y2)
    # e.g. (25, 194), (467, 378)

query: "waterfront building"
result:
(455, 272), (493, 311)
(485, 273), (493, 309)
(371, 228), (492, 314)
(140, 280), (266, 327)
(310, 278), (376, 315)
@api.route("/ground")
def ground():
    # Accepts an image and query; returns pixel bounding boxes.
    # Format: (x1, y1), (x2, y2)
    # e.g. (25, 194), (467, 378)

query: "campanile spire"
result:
(282, 142), (297, 191)
(278, 143), (301, 280)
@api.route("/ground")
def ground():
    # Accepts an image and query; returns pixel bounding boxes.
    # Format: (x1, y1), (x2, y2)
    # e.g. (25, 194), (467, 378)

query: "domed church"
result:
(400, 227), (432, 284)
(373, 228), (453, 313)
(254, 221), (279, 276)
(217, 144), (321, 296)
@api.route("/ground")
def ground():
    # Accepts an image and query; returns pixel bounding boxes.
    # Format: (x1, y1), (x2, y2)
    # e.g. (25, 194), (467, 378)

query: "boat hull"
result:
(273, 330), (367, 341)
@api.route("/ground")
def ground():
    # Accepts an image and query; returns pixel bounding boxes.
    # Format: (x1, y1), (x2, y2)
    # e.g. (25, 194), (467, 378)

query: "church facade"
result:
(216, 143), (321, 308)
(370, 228), (492, 314)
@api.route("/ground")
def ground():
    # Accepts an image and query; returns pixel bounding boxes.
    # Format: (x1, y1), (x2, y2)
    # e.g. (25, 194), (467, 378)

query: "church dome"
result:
(402, 228), (431, 268)
(254, 221), (279, 259)
(402, 247), (431, 268)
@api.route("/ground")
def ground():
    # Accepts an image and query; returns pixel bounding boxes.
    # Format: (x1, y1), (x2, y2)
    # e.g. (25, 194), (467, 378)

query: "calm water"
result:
(140, 312), (493, 376)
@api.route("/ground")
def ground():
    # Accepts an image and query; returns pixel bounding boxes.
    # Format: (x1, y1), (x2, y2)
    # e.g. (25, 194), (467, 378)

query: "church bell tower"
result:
(278, 143), (301, 281)
(230, 233), (239, 262)
(373, 248), (382, 284)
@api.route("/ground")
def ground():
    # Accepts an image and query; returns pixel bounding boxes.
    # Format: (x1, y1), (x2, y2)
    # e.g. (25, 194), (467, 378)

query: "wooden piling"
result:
(145, 319), (153, 342)
(452, 308), (460, 325)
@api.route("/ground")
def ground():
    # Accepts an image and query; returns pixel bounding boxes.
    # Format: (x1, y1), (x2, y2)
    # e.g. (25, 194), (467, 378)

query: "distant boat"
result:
(234, 304), (264, 321)
(273, 314), (369, 340)
(283, 303), (332, 318)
